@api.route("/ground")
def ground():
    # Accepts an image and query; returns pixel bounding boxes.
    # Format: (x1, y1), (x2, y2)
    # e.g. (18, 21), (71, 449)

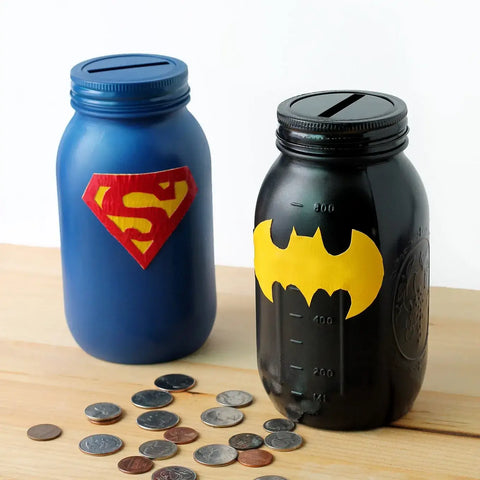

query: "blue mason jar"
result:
(57, 54), (216, 364)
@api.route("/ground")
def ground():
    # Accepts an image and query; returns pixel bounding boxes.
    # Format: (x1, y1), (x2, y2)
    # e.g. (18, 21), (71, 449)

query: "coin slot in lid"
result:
(87, 61), (170, 73)
(318, 93), (365, 118)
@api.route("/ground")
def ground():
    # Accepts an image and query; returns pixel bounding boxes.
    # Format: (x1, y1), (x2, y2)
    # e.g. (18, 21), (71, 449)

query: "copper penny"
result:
(238, 449), (274, 468)
(118, 455), (154, 474)
(27, 424), (62, 441)
(87, 416), (122, 425)
(164, 426), (199, 444)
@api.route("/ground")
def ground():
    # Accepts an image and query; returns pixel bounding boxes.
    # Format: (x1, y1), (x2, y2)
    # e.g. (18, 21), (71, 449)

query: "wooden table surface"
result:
(0, 244), (479, 479)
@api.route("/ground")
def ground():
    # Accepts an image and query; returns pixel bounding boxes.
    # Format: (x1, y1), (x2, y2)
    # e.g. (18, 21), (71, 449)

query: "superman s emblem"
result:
(82, 167), (197, 269)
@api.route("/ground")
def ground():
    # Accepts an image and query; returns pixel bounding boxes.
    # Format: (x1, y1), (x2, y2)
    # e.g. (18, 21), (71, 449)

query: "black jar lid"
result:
(276, 90), (409, 160)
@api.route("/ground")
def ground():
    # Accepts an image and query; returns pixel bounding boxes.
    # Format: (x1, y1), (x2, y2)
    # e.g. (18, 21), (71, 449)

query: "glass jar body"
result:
(254, 151), (429, 429)
(57, 108), (216, 364)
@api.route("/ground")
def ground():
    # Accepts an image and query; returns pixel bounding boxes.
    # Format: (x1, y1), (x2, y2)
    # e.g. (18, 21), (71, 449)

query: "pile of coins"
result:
(28, 373), (302, 479)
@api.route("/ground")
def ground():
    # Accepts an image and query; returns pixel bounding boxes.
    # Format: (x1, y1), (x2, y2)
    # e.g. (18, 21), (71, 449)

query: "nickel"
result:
(131, 389), (173, 409)
(117, 455), (154, 474)
(263, 418), (296, 432)
(27, 424), (62, 441)
(255, 477), (289, 480)
(152, 466), (197, 480)
(164, 426), (199, 444)
(154, 373), (196, 392)
(138, 439), (178, 460)
(136, 410), (179, 431)
(200, 406), (244, 427)
(264, 431), (303, 451)
(238, 449), (274, 467)
(193, 444), (238, 466)
(229, 432), (263, 450)
(79, 433), (123, 456)
(216, 389), (253, 407)
(84, 402), (122, 424)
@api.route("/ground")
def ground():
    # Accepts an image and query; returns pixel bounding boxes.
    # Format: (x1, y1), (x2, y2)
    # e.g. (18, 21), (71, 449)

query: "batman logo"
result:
(253, 219), (384, 319)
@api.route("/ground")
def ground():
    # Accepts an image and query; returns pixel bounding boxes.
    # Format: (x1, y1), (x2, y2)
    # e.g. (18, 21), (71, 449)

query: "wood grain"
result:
(1, 244), (479, 479)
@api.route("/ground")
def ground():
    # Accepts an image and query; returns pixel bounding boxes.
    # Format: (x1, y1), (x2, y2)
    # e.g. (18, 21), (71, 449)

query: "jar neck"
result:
(276, 126), (408, 166)
(70, 89), (190, 119)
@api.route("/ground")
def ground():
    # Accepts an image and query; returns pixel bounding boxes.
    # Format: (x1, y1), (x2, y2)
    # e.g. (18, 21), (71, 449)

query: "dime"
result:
(151, 466), (197, 480)
(117, 455), (154, 474)
(228, 432), (263, 450)
(84, 402), (122, 423)
(138, 439), (178, 460)
(136, 410), (180, 431)
(264, 431), (303, 451)
(27, 424), (62, 441)
(164, 426), (199, 444)
(193, 444), (238, 466)
(154, 374), (196, 392)
(216, 390), (253, 408)
(79, 433), (123, 456)
(263, 418), (296, 433)
(255, 476), (288, 480)
(238, 449), (274, 467)
(200, 406), (244, 428)
(131, 389), (173, 409)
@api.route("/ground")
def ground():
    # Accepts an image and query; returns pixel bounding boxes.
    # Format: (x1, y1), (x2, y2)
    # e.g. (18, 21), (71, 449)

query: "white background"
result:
(0, 0), (479, 289)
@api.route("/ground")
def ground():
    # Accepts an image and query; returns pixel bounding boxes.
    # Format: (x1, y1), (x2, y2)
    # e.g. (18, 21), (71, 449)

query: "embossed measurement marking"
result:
(291, 390), (303, 397)
(290, 365), (303, 370)
(289, 313), (303, 318)
(289, 339), (303, 344)
(290, 202), (304, 207)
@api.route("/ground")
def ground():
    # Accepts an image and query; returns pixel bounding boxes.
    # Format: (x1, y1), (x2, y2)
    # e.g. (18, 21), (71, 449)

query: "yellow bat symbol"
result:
(253, 219), (384, 319)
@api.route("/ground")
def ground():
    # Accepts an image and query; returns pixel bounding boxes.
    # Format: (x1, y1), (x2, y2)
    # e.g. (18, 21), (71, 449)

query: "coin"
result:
(117, 455), (154, 474)
(136, 410), (180, 430)
(216, 390), (253, 407)
(164, 426), (199, 444)
(85, 402), (122, 423)
(154, 374), (196, 392)
(264, 431), (303, 451)
(79, 433), (123, 456)
(238, 449), (274, 467)
(151, 466), (197, 480)
(263, 418), (296, 432)
(255, 476), (288, 480)
(138, 439), (178, 460)
(229, 432), (264, 450)
(131, 389), (173, 409)
(27, 424), (62, 441)
(200, 406), (244, 427)
(193, 444), (238, 466)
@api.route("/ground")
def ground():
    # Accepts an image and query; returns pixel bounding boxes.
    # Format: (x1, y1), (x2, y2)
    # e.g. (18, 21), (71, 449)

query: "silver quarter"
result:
(255, 476), (289, 480)
(79, 433), (123, 456)
(131, 389), (173, 409)
(229, 432), (264, 450)
(138, 439), (177, 460)
(151, 466), (197, 480)
(200, 406), (244, 428)
(154, 373), (196, 392)
(193, 444), (238, 466)
(137, 410), (180, 431)
(216, 390), (253, 408)
(263, 418), (296, 432)
(84, 402), (122, 422)
(264, 431), (303, 451)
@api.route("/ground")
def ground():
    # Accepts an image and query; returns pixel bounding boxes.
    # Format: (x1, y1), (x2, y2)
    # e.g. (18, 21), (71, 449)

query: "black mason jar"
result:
(254, 91), (429, 430)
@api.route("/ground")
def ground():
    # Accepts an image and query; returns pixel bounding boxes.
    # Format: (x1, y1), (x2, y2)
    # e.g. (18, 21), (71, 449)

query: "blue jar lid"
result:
(70, 54), (190, 117)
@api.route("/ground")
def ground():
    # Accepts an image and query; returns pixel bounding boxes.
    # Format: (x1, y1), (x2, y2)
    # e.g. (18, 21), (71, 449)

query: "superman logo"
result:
(82, 166), (197, 269)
